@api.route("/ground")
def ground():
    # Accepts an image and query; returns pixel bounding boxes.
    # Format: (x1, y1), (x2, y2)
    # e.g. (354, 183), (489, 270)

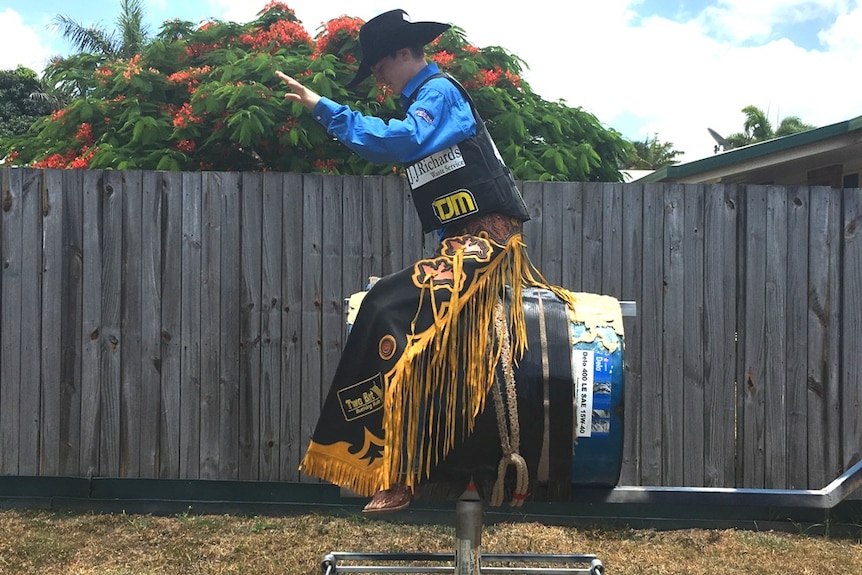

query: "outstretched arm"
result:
(276, 71), (320, 111)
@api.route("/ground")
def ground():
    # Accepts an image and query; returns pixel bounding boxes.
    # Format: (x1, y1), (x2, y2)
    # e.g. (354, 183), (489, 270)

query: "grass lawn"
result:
(1, 508), (861, 574)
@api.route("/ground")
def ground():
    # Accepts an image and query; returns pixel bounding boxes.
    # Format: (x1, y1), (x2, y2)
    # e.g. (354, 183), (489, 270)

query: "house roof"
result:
(636, 115), (862, 185)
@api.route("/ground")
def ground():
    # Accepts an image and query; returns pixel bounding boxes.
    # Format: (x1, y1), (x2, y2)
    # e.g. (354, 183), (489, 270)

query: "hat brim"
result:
(346, 22), (451, 89)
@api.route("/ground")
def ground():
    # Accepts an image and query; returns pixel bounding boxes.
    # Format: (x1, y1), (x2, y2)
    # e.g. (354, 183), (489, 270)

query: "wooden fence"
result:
(1, 168), (860, 490)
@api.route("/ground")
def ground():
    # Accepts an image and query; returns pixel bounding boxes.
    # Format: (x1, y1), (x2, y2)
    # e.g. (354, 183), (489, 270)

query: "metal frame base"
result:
(320, 551), (604, 574)
(320, 488), (604, 575)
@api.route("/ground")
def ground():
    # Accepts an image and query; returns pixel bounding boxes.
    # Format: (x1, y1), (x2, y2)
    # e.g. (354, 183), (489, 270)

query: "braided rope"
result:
(490, 299), (529, 507)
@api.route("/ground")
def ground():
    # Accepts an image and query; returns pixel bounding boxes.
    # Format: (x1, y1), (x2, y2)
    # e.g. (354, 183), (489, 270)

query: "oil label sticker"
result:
(575, 350), (594, 438)
(574, 349), (613, 437)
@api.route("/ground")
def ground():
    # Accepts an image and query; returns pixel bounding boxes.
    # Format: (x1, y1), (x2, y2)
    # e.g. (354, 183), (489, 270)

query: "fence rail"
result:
(1, 168), (860, 490)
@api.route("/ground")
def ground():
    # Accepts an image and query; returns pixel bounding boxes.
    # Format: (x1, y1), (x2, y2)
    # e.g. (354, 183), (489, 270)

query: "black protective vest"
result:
(403, 74), (530, 233)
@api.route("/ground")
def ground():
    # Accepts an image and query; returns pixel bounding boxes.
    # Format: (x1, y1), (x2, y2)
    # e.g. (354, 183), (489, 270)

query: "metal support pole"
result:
(454, 483), (483, 574)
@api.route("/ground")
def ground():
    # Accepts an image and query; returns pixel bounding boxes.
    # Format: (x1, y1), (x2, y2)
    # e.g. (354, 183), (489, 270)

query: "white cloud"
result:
(205, 0), (262, 25)
(820, 2), (862, 52)
(0, 9), (54, 73)
(697, 0), (851, 43)
(538, 1), (862, 161)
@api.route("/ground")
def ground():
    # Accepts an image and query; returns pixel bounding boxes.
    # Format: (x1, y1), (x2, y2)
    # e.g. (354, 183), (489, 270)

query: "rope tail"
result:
(490, 298), (529, 507)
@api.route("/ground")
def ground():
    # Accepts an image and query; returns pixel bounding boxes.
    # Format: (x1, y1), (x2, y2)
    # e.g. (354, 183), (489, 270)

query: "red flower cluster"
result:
(431, 51), (455, 69)
(313, 16), (363, 57)
(504, 70), (521, 88)
(33, 151), (76, 169)
(32, 145), (97, 169)
(376, 86), (393, 104)
(464, 67), (522, 89)
(75, 123), (94, 146)
(172, 102), (203, 129)
(176, 140), (196, 153)
(259, 1), (295, 17)
(277, 117), (298, 138)
(122, 54), (143, 81)
(480, 67), (502, 86)
(312, 158), (339, 173)
(69, 147), (97, 169)
(186, 42), (216, 59)
(167, 66), (212, 93)
(239, 20), (312, 54)
(95, 67), (114, 86)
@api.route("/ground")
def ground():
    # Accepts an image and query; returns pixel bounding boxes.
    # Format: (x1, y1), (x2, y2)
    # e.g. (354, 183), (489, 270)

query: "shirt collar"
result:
(401, 62), (441, 103)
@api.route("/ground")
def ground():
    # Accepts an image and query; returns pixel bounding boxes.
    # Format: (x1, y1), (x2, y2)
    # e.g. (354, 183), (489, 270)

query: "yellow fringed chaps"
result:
(299, 231), (578, 497)
(381, 232), (575, 492)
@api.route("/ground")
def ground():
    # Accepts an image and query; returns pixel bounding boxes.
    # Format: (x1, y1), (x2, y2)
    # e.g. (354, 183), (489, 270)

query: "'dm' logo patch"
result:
(432, 189), (478, 223)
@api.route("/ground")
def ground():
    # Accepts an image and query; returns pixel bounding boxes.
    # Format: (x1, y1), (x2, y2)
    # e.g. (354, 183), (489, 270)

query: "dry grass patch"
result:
(0, 509), (860, 574)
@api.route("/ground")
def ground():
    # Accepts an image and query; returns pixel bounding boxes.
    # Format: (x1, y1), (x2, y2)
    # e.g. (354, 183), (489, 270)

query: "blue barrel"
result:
(512, 287), (625, 492)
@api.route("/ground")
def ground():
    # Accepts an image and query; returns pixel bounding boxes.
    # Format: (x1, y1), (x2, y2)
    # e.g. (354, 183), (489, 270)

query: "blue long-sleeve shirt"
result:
(310, 63), (477, 165)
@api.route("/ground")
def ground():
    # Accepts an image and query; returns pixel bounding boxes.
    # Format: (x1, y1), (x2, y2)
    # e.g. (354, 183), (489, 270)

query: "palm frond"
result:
(52, 14), (120, 57)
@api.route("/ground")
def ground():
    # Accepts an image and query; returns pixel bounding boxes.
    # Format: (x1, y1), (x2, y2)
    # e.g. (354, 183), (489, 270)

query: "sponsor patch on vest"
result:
(337, 373), (384, 422)
(406, 145), (466, 189)
(432, 189), (478, 223)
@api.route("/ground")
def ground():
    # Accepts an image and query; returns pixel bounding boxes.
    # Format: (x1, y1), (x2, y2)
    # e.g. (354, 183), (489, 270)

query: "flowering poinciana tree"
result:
(2, 2), (631, 181)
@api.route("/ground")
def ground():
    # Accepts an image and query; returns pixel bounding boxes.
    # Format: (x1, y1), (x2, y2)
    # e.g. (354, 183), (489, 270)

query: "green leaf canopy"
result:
(2, 2), (629, 182)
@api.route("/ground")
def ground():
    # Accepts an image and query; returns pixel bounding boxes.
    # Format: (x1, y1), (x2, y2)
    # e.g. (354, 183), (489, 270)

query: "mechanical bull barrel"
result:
(345, 285), (625, 503)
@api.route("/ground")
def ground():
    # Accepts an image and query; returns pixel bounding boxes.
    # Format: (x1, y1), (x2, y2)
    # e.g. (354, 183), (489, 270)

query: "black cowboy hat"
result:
(346, 9), (451, 89)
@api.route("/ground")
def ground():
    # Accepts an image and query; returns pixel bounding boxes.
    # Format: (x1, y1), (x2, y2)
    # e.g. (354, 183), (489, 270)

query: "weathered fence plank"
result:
(741, 185), (767, 488)
(580, 182), (604, 295)
(157, 171), (183, 479)
(786, 186), (810, 489)
(121, 170), (144, 478)
(619, 184), (643, 485)
(381, 175), (405, 276)
(59, 169), (84, 476)
(199, 172), (222, 479)
(140, 170), (163, 479)
(16, 170), (42, 477)
(682, 184), (705, 486)
(662, 184), (686, 486)
(40, 170), (63, 476)
(180, 171), (202, 479)
(259, 171), (285, 481)
(1, 168), (24, 475)
(703, 184), (738, 488)
(239, 171), (263, 481)
(281, 172), (304, 482)
(1, 168), (860, 492)
(80, 170), (102, 477)
(299, 174), (323, 483)
(321, 176), (344, 416)
(360, 176), (383, 285)
(559, 181), (584, 293)
(806, 187), (842, 487)
(522, 181), (543, 274)
(764, 185), (789, 488)
(600, 182), (624, 298)
(639, 183), (664, 485)
(219, 172), (242, 480)
(540, 181), (564, 287)
(842, 187), (862, 470)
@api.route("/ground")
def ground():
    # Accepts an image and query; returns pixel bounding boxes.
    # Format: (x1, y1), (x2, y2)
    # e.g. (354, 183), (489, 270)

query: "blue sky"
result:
(2, 0), (861, 162)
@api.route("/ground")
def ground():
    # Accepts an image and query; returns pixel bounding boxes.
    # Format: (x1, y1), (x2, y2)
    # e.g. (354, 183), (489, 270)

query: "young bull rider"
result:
(278, 8), (576, 514)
